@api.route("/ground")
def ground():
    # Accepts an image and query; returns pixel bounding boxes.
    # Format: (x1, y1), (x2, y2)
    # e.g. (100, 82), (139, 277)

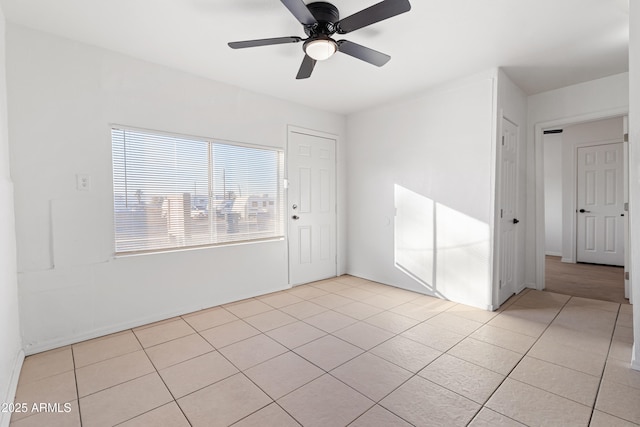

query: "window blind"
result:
(112, 128), (284, 254)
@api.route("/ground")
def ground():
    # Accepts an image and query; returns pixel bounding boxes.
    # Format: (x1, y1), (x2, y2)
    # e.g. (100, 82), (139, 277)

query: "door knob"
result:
(292, 215), (299, 220)
(579, 209), (591, 213)
(513, 218), (520, 224)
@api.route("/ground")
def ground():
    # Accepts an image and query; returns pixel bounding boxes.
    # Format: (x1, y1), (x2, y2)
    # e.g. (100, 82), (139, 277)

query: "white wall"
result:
(629, 1), (640, 370)
(6, 25), (347, 354)
(526, 73), (629, 287)
(560, 117), (624, 262)
(543, 133), (563, 255)
(346, 70), (497, 310)
(0, 9), (23, 427)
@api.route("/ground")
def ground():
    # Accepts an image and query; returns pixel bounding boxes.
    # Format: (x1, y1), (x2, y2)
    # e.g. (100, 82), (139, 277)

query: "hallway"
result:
(545, 256), (627, 304)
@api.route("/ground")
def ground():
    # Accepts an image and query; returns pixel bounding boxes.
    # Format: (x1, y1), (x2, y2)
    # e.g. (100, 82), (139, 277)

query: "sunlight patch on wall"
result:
(394, 184), (434, 290)
(435, 203), (490, 307)
(394, 184), (490, 308)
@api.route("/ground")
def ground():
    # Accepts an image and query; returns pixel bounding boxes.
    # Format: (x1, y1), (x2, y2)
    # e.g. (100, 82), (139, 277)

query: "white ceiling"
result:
(0, 0), (629, 114)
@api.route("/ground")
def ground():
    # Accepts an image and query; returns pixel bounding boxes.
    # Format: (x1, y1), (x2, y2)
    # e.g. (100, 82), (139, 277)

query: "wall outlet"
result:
(76, 174), (91, 191)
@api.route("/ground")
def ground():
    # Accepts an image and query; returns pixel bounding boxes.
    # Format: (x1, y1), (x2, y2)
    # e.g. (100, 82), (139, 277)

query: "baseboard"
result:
(545, 251), (562, 257)
(632, 346), (640, 372)
(560, 257), (575, 263)
(0, 349), (25, 427)
(23, 284), (290, 355)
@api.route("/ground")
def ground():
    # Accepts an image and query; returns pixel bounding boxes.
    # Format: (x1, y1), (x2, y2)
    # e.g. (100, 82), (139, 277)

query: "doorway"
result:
(287, 127), (337, 286)
(539, 116), (628, 303)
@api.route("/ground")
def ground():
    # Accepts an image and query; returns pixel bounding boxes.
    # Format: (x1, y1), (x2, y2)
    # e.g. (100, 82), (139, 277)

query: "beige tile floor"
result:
(9, 275), (640, 426)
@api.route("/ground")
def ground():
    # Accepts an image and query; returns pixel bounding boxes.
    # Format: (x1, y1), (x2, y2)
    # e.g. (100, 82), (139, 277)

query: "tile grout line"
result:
(203, 329), (303, 426)
(465, 293), (575, 426)
(143, 341), (195, 427)
(275, 282), (516, 425)
(222, 280), (417, 425)
(289, 283), (481, 425)
(114, 327), (191, 427)
(586, 303), (623, 426)
(333, 302), (506, 426)
(70, 344), (84, 427)
(188, 279), (483, 426)
(177, 319), (303, 426)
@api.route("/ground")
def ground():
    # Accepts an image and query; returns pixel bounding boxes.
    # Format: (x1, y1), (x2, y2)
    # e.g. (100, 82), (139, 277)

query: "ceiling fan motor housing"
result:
(305, 2), (339, 37)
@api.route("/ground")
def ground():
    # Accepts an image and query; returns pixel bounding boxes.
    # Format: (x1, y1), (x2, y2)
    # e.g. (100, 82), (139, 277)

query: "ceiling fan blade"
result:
(337, 0), (411, 34)
(281, 0), (317, 25)
(337, 40), (390, 66)
(296, 55), (316, 79)
(228, 36), (303, 49)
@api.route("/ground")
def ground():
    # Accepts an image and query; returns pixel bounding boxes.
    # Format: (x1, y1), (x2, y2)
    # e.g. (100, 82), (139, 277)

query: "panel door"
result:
(288, 130), (337, 285)
(498, 118), (519, 305)
(576, 143), (624, 266)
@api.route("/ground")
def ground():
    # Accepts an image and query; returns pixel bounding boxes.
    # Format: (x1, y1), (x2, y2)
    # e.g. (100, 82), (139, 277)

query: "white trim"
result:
(287, 125), (338, 141)
(0, 350), (25, 427)
(533, 107), (628, 290)
(544, 251), (562, 257)
(488, 79), (498, 310)
(623, 116), (631, 302)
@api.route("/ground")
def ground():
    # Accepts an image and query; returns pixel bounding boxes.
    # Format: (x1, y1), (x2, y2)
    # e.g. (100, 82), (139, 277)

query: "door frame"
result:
(286, 125), (339, 286)
(574, 140), (625, 265)
(533, 107), (628, 291)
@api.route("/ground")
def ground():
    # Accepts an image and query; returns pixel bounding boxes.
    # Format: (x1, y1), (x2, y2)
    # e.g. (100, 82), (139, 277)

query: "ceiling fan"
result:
(228, 0), (411, 79)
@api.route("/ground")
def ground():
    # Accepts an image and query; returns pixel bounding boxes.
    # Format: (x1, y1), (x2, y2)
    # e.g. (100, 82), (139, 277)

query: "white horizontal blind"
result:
(112, 128), (284, 254)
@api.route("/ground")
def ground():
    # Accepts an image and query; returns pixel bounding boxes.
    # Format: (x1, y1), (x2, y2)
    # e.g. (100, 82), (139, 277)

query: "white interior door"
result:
(576, 143), (624, 266)
(288, 129), (337, 285)
(498, 118), (519, 305)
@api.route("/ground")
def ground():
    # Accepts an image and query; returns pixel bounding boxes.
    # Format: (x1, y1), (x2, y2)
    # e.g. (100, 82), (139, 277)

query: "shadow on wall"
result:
(394, 184), (490, 307)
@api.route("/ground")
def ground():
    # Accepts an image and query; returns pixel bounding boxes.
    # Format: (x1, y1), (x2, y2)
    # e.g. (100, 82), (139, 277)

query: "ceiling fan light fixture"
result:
(304, 38), (337, 61)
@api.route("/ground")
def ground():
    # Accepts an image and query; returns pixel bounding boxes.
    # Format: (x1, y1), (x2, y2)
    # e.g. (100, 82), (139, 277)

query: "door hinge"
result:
(500, 209), (503, 218)
(501, 136), (505, 146)
(624, 202), (629, 212)
(624, 133), (629, 142)
(625, 271), (630, 280)
(499, 279), (503, 289)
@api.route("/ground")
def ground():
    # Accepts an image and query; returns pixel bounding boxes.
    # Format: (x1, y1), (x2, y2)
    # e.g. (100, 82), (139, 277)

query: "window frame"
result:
(110, 125), (285, 256)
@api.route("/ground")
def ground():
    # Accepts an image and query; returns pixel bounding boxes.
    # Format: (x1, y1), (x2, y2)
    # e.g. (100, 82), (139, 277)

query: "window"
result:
(111, 127), (284, 254)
